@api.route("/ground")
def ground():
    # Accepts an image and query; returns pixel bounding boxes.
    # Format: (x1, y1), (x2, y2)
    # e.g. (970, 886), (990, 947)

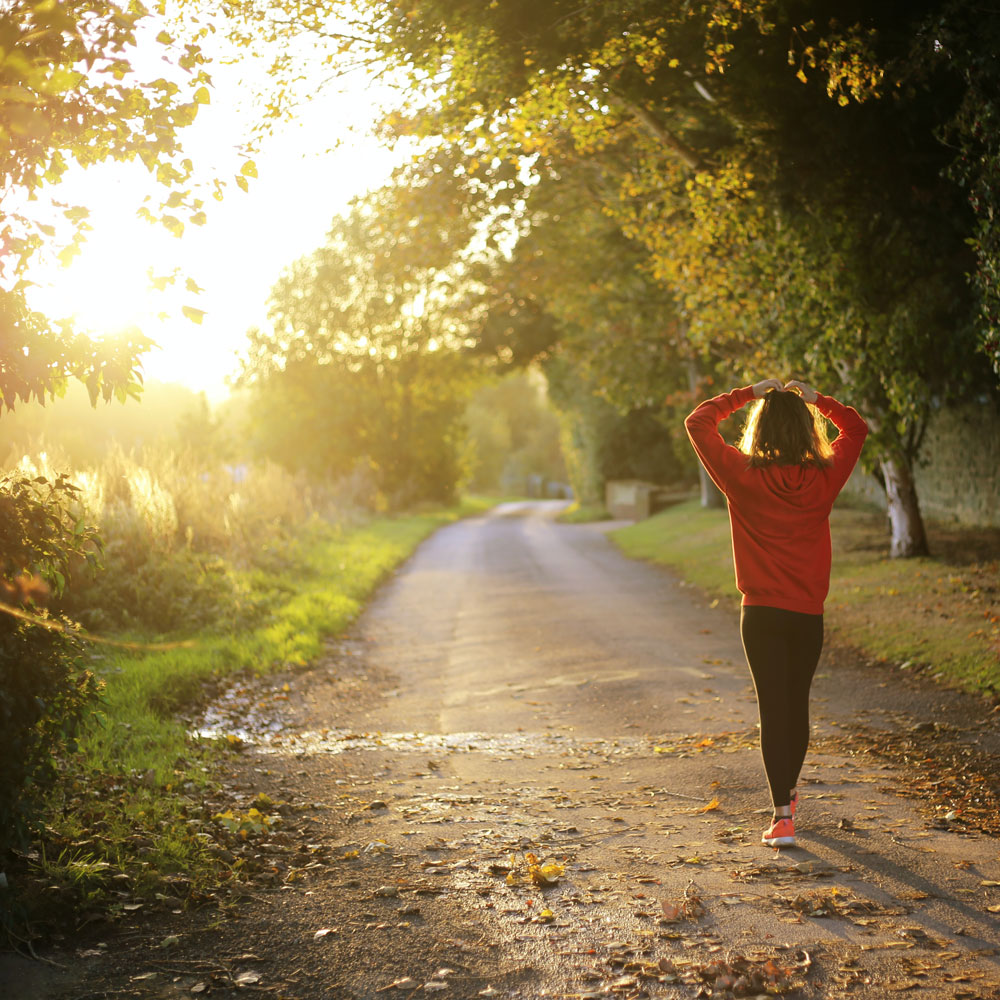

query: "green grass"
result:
(612, 499), (736, 599)
(32, 499), (499, 914)
(557, 501), (612, 523)
(611, 499), (1000, 695)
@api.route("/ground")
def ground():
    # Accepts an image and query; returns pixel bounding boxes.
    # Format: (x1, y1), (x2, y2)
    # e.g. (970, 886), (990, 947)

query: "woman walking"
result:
(685, 378), (868, 847)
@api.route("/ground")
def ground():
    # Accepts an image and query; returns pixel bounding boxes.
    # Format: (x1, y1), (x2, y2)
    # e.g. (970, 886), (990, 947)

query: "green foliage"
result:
(464, 373), (565, 493)
(6, 445), (331, 636)
(917, 2), (1000, 375)
(0, 471), (100, 591)
(292, 0), (992, 553)
(0, 619), (99, 854)
(546, 357), (696, 505)
(0, 473), (102, 851)
(24, 501), (484, 923)
(241, 190), (477, 508)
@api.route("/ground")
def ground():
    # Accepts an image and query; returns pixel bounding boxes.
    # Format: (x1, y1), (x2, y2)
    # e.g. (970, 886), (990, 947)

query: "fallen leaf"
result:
(698, 797), (720, 813)
(234, 971), (261, 985)
(379, 978), (418, 992)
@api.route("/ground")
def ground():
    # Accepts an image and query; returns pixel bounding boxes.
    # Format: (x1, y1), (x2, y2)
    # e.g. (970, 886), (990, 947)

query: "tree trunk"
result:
(697, 464), (725, 509)
(880, 454), (929, 558)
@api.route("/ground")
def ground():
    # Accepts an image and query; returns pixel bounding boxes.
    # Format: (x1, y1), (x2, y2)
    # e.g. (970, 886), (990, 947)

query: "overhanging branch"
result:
(611, 95), (704, 172)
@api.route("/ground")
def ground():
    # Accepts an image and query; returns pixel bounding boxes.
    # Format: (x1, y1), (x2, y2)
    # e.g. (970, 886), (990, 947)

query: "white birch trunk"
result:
(880, 454), (929, 558)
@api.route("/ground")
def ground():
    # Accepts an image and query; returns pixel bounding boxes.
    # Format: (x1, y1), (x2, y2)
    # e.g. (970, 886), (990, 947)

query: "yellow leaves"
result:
(57, 243), (81, 267)
(530, 861), (565, 887)
(212, 806), (271, 836)
(161, 214), (184, 238)
(193, 86), (210, 105)
(182, 305), (205, 324)
(698, 797), (720, 813)
(0, 84), (41, 105)
(240, 159), (258, 179)
(503, 851), (564, 888)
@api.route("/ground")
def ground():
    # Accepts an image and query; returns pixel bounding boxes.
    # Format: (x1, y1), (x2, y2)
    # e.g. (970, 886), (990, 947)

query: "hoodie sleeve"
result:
(684, 385), (755, 495)
(814, 393), (869, 493)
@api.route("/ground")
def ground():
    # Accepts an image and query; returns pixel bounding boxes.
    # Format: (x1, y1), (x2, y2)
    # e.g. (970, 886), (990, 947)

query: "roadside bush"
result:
(9, 446), (342, 635)
(0, 473), (102, 852)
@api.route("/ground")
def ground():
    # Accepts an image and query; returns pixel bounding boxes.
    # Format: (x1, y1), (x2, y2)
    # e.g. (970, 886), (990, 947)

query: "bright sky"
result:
(25, 22), (404, 402)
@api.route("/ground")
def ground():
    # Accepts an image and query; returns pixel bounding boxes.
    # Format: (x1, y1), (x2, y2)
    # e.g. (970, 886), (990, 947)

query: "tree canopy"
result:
(1, 0), (220, 410)
(287, 0), (997, 553)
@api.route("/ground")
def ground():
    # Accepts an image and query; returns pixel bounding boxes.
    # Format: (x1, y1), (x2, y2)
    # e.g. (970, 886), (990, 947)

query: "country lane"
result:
(13, 500), (1000, 1000)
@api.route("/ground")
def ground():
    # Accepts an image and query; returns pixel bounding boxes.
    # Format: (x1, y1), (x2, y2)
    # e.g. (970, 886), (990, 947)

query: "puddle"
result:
(192, 674), (757, 761)
(195, 718), (661, 759)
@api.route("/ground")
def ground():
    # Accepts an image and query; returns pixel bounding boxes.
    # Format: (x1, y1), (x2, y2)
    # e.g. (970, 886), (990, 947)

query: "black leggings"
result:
(739, 605), (824, 810)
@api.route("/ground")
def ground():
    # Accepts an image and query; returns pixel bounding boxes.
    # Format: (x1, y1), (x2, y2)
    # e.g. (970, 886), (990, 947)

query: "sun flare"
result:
(30, 190), (183, 340)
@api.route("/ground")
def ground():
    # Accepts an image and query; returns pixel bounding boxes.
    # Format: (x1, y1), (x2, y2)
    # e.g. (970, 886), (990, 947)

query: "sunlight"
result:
(23, 22), (408, 398)
(34, 228), (171, 338)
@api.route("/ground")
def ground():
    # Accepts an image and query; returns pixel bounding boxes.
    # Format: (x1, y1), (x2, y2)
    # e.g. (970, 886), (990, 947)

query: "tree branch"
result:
(610, 95), (704, 172)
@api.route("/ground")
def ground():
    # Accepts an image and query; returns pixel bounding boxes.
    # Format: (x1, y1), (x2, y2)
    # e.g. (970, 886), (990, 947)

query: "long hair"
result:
(739, 389), (834, 468)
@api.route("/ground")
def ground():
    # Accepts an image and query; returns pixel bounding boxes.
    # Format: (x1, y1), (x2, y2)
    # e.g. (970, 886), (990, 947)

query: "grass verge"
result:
(557, 502), (612, 524)
(10, 498), (497, 934)
(611, 498), (1000, 695)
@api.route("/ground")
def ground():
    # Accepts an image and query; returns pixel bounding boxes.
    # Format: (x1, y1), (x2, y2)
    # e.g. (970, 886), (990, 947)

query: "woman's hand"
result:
(752, 378), (783, 398)
(784, 380), (818, 403)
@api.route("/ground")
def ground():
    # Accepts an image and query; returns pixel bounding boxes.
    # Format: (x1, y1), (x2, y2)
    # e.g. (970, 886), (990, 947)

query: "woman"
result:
(684, 378), (868, 847)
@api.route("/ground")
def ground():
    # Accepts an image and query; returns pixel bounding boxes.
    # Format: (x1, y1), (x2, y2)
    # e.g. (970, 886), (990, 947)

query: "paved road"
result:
(14, 500), (1000, 999)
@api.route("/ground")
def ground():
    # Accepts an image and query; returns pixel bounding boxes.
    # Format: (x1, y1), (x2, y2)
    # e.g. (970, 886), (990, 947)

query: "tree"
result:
(899, 0), (1000, 377)
(1, 0), (223, 410)
(216, 0), (998, 550)
(333, 0), (988, 555)
(239, 185), (477, 506)
(466, 167), (702, 502)
(463, 372), (565, 493)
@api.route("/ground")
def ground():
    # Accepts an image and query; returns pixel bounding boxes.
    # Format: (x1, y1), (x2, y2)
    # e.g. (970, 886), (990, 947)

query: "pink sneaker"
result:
(762, 816), (796, 847)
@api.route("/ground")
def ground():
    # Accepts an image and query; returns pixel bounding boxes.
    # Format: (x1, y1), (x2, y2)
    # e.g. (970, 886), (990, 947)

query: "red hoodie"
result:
(684, 386), (868, 615)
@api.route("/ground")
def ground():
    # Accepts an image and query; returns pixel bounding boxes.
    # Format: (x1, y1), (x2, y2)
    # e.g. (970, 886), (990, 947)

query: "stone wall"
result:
(843, 397), (1000, 528)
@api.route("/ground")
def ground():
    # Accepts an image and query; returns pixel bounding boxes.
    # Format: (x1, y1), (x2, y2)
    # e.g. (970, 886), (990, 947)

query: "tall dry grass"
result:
(5, 443), (376, 634)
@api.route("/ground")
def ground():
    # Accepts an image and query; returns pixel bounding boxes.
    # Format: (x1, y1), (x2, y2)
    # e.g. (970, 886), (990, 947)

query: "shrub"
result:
(0, 473), (102, 851)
